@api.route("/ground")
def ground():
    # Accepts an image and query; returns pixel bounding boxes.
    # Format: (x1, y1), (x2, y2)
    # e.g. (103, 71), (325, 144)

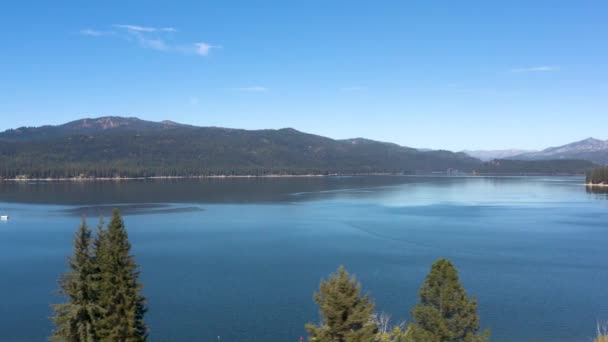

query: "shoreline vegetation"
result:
(586, 167), (608, 185)
(0, 117), (596, 181)
(1, 174), (330, 182)
(0, 172), (591, 182)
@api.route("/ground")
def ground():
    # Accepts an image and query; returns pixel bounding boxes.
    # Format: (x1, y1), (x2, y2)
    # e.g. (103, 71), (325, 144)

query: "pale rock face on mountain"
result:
(66, 116), (140, 129)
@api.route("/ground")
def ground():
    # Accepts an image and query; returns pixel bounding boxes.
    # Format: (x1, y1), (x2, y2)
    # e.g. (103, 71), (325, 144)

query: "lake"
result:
(0, 176), (607, 341)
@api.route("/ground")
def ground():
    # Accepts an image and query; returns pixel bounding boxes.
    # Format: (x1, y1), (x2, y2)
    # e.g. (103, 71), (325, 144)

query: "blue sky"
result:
(1, 1), (607, 150)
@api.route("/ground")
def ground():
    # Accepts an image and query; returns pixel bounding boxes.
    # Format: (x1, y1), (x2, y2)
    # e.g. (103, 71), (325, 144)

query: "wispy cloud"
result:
(80, 24), (217, 57)
(511, 66), (561, 73)
(233, 86), (268, 92)
(194, 42), (222, 56)
(112, 24), (176, 33)
(79, 29), (112, 37)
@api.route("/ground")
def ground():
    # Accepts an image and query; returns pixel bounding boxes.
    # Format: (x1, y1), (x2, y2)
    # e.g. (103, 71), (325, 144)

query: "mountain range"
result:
(505, 138), (608, 165)
(0, 117), (598, 179)
(461, 149), (537, 162)
(0, 117), (479, 178)
(461, 138), (608, 165)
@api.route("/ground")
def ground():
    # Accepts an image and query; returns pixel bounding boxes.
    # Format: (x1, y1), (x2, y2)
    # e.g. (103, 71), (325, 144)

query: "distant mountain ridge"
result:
(509, 138), (608, 164)
(1, 117), (190, 142)
(462, 149), (536, 161)
(0, 116), (481, 178)
(0, 117), (597, 179)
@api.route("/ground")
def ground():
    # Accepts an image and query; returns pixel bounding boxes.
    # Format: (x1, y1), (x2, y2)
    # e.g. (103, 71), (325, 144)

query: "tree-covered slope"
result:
(586, 167), (608, 184)
(0, 117), (481, 178)
(476, 159), (595, 175)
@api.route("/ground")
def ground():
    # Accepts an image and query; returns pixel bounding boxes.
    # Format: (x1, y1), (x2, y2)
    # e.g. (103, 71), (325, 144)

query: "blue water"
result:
(0, 176), (607, 341)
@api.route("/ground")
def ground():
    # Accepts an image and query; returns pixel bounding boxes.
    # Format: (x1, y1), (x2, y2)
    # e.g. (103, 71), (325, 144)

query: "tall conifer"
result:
(306, 266), (377, 342)
(95, 209), (147, 341)
(410, 259), (489, 342)
(51, 218), (102, 342)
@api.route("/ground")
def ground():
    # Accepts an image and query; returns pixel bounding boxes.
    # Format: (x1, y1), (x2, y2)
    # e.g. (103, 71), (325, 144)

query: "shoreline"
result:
(0, 173), (588, 182)
(0, 173), (410, 182)
(0, 174), (335, 182)
(586, 182), (608, 187)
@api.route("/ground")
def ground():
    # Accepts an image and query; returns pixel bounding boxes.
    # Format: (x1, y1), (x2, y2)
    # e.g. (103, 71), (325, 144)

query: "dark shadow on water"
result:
(586, 185), (608, 195)
(586, 185), (608, 202)
(62, 203), (204, 217)
(0, 175), (585, 205)
(0, 176), (443, 205)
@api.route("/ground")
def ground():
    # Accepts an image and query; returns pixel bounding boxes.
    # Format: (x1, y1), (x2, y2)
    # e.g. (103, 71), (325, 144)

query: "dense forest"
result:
(475, 159), (595, 175)
(586, 167), (608, 184)
(0, 117), (596, 179)
(0, 117), (480, 179)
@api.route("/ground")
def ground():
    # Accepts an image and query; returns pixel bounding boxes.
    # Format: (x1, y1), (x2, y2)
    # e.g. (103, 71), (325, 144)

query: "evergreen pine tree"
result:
(51, 218), (102, 342)
(305, 265), (377, 342)
(95, 209), (147, 341)
(410, 259), (489, 342)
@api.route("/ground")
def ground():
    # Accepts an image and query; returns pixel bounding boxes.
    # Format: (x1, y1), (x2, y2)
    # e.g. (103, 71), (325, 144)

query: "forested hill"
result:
(475, 159), (595, 175)
(0, 117), (481, 178)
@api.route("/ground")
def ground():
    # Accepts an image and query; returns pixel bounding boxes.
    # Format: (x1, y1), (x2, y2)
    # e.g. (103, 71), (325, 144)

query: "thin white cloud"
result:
(194, 42), (222, 56)
(79, 29), (112, 37)
(80, 24), (216, 57)
(511, 66), (561, 73)
(112, 24), (176, 33)
(234, 86), (268, 92)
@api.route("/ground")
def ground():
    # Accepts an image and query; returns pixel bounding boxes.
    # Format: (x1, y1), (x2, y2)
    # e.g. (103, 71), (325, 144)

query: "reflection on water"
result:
(0, 176), (415, 205)
(62, 203), (204, 217)
(586, 185), (608, 196)
(1, 175), (606, 342)
(0, 175), (586, 206)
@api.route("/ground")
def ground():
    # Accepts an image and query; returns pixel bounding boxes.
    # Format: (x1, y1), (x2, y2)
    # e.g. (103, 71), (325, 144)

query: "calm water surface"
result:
(0, 176), (607, 341)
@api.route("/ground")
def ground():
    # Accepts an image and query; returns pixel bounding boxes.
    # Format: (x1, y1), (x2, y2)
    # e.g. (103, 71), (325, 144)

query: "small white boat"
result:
(0, 215), (8, 221)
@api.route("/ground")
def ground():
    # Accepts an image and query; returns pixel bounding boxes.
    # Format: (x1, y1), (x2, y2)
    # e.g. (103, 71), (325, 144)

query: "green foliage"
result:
(51, 212), (147, 341)
(410, 259), (489, 342)
(476, 159), (595, 175)
(95, 209), (147, 341)
(306, 266), (377, 342)
(376, 326), (413, 342)
(587, 167), (608, 184)
(51, 218), (103, 342)
(0, 117), (481, 179)
(391, 326), (414, 342)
